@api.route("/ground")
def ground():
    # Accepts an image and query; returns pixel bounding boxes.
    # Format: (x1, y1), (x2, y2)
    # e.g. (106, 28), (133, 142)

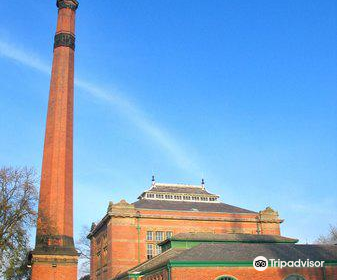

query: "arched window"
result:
(284, 275), (306, 280)
(216, 276), (237, 280)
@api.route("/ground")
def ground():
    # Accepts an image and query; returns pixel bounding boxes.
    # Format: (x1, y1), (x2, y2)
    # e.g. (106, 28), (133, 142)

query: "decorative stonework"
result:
(107, 201), (114, 212)
(113, 199), (134, 209)
(54, 33), (75, 50)
(107, 200), (136, 219)
(259, 206), (280, 222)
(57, 0), (79, 11)
(30, 254), (78, 265)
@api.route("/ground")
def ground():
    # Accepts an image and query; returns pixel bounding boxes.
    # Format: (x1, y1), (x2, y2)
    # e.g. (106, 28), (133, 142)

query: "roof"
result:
(159, 232), (299, 245)
(115, 248), (184, 279)
(132, 248), (183, 272)
(174, 243), (337, 262)
(148, 183), (215, 195)
(114, 243), (337, 279)
(133, 199), (256, 214)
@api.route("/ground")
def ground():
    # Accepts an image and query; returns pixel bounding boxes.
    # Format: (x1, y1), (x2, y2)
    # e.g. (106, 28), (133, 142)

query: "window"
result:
(156, 194), (164, 199)
(103, 247), (108, 264)
(146, 231), (153, 241)
(156, 231), (164, 241)
(166, 231), (173, 239)
(165, 194), (173, 199)
(174, 195), (182, 200)
(147, 193), (155, 198)
(284, 276), (306, 280)
(97, 251), (101, 267)
(216, 277), (237, 280)
(156, 245), (162, 255)
(183, 196), (191, 200)
(201, 197), (208, 201)
(147, 244), (153, 259)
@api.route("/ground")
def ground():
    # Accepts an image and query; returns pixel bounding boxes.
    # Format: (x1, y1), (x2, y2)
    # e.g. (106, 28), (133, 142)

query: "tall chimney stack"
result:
(30, 1), (79, 279)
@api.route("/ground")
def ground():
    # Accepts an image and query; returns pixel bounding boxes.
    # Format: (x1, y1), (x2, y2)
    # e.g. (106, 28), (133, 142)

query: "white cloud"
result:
(0, 39), (201, 176)
(0, 40), (50, 74)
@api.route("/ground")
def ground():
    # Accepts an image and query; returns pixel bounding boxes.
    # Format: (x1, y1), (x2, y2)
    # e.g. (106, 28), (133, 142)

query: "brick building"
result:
(88, 179), (285, 280)
(27, 2), (336, 280)
(114, 232), (337, 280)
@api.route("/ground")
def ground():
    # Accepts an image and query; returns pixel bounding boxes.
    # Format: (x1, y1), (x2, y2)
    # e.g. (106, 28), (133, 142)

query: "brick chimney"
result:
(30, 1), (79, 279)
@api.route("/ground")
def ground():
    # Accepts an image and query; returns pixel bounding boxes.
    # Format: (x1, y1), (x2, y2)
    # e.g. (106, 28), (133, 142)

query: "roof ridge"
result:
(154, 183), (203, 189)
(165, 232), (299, 244)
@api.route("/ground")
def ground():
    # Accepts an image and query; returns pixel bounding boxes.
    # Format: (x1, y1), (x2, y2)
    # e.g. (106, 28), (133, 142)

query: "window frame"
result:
(147, 243), (154, 260)
(146, 231), (153, 241)
(155, 231), (164, 241)
(155, 244), (162, 255)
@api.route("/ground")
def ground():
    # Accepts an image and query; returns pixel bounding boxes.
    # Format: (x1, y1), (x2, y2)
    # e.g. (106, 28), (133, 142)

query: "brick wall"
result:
(90, 207), (282, 280)
(31, 263), (77, 280)
(141, 267), (169, 280)
(170, 266), (337, 280)
(32, 2), (78, 280)
(31, 255), (77, 280)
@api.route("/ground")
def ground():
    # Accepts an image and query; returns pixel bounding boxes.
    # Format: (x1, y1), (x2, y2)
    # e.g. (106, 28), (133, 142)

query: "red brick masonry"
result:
(31, 1), (79, 280)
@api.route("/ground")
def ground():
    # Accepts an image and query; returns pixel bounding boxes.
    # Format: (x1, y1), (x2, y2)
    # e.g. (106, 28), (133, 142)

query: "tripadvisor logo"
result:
(253, 256), (325, 271)
(253, 256), (268, 271)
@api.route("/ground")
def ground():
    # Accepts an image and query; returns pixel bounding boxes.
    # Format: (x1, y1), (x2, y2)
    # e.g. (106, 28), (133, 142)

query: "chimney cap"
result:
(56, 0), (79, 11)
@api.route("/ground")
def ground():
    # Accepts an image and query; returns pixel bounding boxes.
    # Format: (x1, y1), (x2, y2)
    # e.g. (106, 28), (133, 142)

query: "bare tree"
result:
(316, 225), (337, 244)
(76, 225), (91, 276)
(0, 166), (38, 280)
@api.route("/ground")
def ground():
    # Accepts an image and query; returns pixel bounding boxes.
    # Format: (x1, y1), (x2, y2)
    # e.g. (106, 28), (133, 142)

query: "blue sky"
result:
(0, 0), (336, 244)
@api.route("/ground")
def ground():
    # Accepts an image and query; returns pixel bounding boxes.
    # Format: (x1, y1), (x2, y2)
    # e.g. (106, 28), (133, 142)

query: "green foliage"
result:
(0, 166), (38, 280)
(3, 248), (32, 280)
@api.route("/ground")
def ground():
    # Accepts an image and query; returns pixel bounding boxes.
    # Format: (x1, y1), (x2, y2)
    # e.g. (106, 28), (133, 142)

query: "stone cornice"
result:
(107, 210), (282, 223)
(30, 253), (78, 265)
(57, 0), (79, 11)
(87, 213), (110, 239)
(129, 212), (259, 223)
(104, 210), (260, 223)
